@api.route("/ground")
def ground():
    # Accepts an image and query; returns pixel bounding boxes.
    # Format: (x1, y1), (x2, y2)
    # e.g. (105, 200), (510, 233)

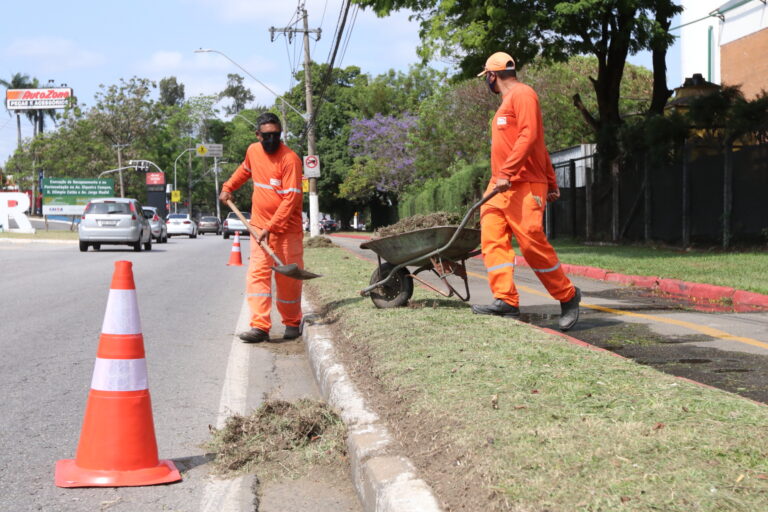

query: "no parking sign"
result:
(303, 155), (320, 178)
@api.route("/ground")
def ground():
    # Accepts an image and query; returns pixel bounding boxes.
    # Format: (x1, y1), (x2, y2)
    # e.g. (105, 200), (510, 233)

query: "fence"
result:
(545, 143), (768, 247)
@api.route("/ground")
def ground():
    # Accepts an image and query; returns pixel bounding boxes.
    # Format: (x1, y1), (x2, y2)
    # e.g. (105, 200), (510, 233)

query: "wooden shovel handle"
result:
(225, 200), (286, 267)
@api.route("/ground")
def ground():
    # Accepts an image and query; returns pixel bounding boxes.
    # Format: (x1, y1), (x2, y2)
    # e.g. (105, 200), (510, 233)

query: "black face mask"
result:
(260, 132), (281, 154)
(486, 73), (499, 95)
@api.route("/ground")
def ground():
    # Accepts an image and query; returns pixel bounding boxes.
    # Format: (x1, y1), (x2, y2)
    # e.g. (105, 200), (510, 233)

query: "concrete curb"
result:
(301, 297), (443, 512)
(328, 234), (768, 311)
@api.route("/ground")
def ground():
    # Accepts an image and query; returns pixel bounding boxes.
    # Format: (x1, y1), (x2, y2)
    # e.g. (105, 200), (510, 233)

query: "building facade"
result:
(678, 0), (768, 97)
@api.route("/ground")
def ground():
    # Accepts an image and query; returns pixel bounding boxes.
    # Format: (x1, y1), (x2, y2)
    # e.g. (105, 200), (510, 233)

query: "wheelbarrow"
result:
(359, 188), (499, 308)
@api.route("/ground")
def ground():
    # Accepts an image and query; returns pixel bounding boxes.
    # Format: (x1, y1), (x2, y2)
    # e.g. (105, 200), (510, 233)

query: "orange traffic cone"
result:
(55, 261), (181, 488)
(227, 231), (243, 266)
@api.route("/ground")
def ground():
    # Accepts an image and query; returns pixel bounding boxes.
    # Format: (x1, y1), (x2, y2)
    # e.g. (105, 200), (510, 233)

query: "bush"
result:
(399, 159), (490, 217)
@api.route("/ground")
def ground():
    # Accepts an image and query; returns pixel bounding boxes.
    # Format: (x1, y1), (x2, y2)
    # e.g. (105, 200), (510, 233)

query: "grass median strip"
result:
(549, 239), (768, 295)
(0, 230), (78, 241)
(305, 245), (768, 512)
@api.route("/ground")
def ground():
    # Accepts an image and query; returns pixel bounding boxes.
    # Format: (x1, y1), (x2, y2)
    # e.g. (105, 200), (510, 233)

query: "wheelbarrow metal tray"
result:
(360, 225), (481, 266)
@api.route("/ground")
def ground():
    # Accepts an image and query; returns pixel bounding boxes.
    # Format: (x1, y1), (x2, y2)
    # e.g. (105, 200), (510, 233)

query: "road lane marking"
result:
(466, 270), (768, 351)
(200, 298), (252, 512)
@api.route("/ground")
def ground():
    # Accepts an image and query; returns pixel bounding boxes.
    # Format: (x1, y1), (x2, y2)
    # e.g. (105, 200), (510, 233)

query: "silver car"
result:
(78, 198), (152, 252)
(142, 206), (168, 243)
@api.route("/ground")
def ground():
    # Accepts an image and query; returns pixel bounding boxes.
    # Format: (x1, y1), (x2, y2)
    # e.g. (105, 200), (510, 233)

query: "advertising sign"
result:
(146, 172), (165, 185)
(5, 88), (73, 110)
(42, 178), (114, 216)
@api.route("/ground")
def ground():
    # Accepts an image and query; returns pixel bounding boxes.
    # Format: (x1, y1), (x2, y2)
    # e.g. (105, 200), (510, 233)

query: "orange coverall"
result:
(222, 142), (304, 331)
(481, 80), (576, 307)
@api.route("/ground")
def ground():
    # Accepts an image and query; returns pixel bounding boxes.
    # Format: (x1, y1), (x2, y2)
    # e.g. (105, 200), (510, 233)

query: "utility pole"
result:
(270, 6), (321, 236)
(113, 143), (130, 197)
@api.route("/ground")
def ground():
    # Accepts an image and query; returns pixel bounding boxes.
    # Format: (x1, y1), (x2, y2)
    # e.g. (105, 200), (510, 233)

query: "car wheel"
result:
(133, 238), (142, 252)
(79, 241), (88, 252)
(223, 232), (230, 239)
(162, 234), (167, 243)
(144, 237), (152, 251)
(93, 244), (101, 251)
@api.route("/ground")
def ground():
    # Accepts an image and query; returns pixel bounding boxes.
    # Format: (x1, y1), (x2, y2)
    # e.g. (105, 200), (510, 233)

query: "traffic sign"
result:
(171, 190), (181, 203)
(303, 155), (320, 178)
(196, 143), (223, 158)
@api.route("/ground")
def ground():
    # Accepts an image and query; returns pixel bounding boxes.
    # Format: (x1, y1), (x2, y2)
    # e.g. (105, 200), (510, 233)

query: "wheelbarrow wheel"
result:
(369, 262), (413, 308)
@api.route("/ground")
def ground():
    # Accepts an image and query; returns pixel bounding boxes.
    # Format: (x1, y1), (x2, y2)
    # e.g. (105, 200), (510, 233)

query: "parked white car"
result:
(166, 213), (198, 238)
(222, 211), (250, 239)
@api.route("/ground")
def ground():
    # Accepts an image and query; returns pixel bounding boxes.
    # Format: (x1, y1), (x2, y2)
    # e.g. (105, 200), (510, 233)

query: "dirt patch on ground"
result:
(204, 399), (348, 481)
(373, 212), (463, 239)
(304, 236), (336, 249)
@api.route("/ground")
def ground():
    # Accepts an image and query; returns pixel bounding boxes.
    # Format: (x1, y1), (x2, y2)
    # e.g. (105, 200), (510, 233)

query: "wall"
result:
(721, 27), (768, 98)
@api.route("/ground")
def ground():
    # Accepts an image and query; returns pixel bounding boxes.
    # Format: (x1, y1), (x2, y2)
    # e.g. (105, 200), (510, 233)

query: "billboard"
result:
(5, 88), (74, 110)
(42, 178), (114, 216)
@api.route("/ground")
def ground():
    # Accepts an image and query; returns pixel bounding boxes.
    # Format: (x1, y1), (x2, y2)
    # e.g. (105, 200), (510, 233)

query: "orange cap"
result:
(477, 52), (516, 76)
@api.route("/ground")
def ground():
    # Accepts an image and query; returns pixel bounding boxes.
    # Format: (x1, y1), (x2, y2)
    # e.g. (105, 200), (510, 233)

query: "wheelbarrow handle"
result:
(225, 200), (286, 267)
(437, 187), (501, 254)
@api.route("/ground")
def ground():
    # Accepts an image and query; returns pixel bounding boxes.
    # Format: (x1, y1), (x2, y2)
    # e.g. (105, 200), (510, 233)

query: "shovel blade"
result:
(272, 263), (322, 280)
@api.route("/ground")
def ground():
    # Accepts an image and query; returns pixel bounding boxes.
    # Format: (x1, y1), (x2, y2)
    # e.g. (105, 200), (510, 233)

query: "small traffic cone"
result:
(226, 231), (243, 266)
(55, 261), (181, 488)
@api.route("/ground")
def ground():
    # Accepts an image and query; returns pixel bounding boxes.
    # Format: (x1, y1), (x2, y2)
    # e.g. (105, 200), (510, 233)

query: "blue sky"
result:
(0, 0), (680, 167)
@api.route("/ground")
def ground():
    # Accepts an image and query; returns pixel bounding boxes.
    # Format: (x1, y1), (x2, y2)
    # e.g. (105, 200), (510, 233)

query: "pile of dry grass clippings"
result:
(204, 399), (347, 478)
(304, 236), (336, 248)
(373, 212), (463, 239)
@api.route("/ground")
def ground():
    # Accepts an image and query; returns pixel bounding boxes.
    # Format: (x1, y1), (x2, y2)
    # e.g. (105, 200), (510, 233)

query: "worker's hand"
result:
(219, 190), (232, 203)
(495, 177), (511, 192)
(547, 187), (560, 202)
(257, 228), (270, 244)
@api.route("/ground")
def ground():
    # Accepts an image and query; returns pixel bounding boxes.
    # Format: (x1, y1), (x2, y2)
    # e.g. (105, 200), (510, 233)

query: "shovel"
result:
(226, 200), (321, 280)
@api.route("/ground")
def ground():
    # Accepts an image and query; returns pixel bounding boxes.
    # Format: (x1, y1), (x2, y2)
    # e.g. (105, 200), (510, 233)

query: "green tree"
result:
(90, 77), (157, 197)
(219, 74), (254, 115)
(159, 76), (185, 107)
(356, 0), (681, 160)
(0, 72), (36, 150)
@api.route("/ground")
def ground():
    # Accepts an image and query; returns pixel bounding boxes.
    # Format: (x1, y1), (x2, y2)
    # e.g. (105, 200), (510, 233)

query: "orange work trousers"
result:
(480, 181), (575, 307)
(246, 230), (304, 331)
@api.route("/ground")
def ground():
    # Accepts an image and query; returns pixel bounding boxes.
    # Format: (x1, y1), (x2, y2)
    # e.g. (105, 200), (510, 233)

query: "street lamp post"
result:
(173, 148), (195, 213)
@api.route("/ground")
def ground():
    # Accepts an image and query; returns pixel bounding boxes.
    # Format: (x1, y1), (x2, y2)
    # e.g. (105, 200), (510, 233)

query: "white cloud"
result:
(4, 37), (105, 72)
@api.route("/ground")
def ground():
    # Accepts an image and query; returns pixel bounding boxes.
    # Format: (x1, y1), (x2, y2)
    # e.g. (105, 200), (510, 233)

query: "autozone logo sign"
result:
(5, 88), (73, 110)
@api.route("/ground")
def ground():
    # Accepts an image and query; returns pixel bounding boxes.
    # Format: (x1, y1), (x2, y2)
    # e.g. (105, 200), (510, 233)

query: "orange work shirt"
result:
(222, 142), (304, 233)
(491, 81), (557, 189)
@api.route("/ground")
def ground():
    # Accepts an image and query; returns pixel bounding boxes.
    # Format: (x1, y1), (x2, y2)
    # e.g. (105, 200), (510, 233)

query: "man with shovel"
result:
(472, 51), (581, 331)
(219, 112), (305, 343)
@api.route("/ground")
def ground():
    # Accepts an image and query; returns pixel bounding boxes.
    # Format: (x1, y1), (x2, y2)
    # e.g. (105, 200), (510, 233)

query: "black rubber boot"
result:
(239, 328), (269, 343)
(559, 287), (581, 331)
(283, 325), (301, 340)
(471, 299), (520, 318)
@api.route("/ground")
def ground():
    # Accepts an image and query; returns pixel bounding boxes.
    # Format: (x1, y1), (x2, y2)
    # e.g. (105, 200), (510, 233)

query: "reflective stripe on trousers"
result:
(246, 230), (304, 331)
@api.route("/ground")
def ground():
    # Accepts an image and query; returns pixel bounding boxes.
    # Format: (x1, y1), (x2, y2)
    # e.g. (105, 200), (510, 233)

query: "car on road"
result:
(142, 206), (168, 243)
(319, 218), (339, 233)
(78, 197), (152, 252)
(198, 216), (222, 235)
(222, 211), (250, 239)
(166, 213), (198, 238)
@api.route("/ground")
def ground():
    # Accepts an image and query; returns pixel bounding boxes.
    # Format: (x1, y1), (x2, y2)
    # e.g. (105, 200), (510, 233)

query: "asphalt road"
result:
(0, 235), (359, 511)
(332, 234), (768, 402)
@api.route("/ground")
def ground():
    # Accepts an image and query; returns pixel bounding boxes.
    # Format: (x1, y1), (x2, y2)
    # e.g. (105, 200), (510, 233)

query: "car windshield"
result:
(142, 210), (155, 219)
(168, 214), (188, 219)
(85, 202), (130, 215)
(202, 217), (218, 221)
(227, 212), (250, 219)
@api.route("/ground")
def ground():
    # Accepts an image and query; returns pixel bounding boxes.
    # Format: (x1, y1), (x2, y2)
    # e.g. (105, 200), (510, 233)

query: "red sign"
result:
(146, 172), (165, 185)
(305, 156), (318, 168)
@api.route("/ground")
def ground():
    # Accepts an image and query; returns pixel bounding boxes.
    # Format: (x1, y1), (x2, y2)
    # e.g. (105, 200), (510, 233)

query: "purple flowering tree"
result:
(341, 113), (417, 202)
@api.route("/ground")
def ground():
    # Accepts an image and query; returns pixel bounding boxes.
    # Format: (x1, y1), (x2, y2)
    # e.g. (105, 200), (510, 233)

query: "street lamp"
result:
(193, 49), (308, 121)
(173, 148), (195, 213)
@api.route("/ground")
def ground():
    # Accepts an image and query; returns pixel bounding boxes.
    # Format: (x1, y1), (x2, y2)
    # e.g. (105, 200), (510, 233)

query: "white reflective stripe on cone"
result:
(91, 358), (148, 392)
(101, 289), (142, 335)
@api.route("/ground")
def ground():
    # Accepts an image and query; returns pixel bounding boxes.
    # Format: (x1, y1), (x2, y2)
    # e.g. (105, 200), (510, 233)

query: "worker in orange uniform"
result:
(219, 112), (305, 343)
(472, 52), (581, 331)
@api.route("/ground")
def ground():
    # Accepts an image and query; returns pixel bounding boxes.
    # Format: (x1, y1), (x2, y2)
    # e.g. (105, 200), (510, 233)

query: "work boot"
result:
(283, 325), (301, 340)
(559, 287), (581, 331)
(471, 299), (520, 318)
(239, 328), (269, 343)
